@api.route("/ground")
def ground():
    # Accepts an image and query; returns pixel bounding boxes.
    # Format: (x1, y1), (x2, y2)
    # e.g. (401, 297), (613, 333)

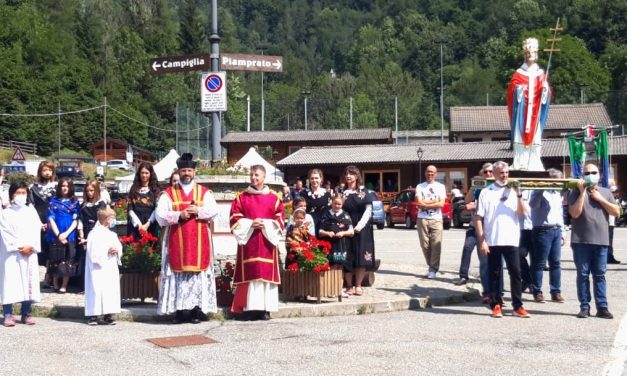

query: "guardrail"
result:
(0, 140), (37, 155)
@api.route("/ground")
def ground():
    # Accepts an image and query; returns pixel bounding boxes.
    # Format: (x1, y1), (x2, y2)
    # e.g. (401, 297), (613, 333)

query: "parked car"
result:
(451, 197), (473, 228)
(386, 188), (451, 230)
(73, 180), (86, 204)
(55, 165), (84, 179)
(107, 159), (132, 171)
(369, 192), (385, 230)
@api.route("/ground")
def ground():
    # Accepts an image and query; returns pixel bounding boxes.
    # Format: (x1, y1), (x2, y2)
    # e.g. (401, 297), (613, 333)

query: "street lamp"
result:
(302, 90), (311, 130)
(417, 147), (424, 180)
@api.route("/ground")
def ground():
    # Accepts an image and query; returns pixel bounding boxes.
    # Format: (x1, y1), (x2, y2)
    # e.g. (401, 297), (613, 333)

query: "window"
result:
(363, 170), (400, 192)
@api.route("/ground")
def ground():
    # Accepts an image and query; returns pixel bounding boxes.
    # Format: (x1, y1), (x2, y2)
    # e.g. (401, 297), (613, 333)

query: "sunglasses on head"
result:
(583, 171), (598, 176)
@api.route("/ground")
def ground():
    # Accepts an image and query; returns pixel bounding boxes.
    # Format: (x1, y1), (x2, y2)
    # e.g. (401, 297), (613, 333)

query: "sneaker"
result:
(58, 287), (66, 294)
(87, 316), (98, 326)
(551, 293), (565, 303)
(533, 293), (546, 303)
(454, 278), (468, 286)
(427, 271), (437, 279)
(596, 308), (614, 319)
(576, 309), (590, 318)
(608, 259), (621, 265)
(3, 314), (16, 327)
(514, 307), (530, 318)
(491, 305), (503, 318)
(21, 314), (35, 325)
(102, 314), (116, 325)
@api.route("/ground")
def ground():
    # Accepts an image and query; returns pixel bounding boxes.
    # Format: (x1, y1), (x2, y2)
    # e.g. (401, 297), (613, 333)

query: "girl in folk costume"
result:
(47, 177), (80, 294)
(84, 207), (122, 326)
(318, 194), (354, 298)
(290, 196), (315, 233)
(230, 165), (285, 321)
(302, 168), (331, 236)
(127, 162), (160, 241)
(286, 208), (314, 244)
(342, 165), (376, 296)
(77, 180), (107, 290)
(156, 153), (220, 324)
(28, 161), (56, 285)
(0, 182), (42, 326)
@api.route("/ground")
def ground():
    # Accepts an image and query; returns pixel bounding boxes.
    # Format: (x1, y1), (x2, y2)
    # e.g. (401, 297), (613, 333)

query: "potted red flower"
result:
(215, 260), (235, 307)
(119, 230), (161, 302)
(282, 235), (343, 303)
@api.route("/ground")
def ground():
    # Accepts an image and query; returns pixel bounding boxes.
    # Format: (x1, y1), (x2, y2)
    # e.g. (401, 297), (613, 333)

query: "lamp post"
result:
(302, 90), (311, 130)
(417, 147), (424, 181)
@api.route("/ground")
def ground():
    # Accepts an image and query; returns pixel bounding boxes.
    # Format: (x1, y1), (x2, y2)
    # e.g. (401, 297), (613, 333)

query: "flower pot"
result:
(216, 290), (234, 307)
(120, 272), (160, 302)
(281, 268), (343, 303)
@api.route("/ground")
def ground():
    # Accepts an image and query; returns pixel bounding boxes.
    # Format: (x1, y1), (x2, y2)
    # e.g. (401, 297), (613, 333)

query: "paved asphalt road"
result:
(3, 227), (627, 376)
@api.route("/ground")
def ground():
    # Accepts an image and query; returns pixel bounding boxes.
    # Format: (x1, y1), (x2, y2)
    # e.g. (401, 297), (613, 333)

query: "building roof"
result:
(393, 130), (449, 138)
(450, 103), (613, 133)
(277, 135), (627, 166)
(221, 128), (392, 144)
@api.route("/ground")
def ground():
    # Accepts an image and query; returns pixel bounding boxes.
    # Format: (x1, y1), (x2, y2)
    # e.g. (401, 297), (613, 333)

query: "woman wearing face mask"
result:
(47, 177), (80, 293)
(0, 182), (42, 326)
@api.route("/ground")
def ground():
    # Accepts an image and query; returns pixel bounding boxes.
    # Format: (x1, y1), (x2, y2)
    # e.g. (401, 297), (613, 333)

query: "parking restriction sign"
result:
(201, 72), (227, 112)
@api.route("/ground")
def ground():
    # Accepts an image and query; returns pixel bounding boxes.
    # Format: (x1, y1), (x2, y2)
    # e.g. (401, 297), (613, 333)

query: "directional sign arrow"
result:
(149, 53), (210, 75)
(220, 53), (283, 73)
(152, 61), (161, 71)
(272, 59), (282, 71)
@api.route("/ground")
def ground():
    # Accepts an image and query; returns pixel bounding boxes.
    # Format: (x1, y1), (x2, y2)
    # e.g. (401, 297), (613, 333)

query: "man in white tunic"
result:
(156, 153), (219, 324)
(0, 182), (41, 327)
(84, 207), (122, 325)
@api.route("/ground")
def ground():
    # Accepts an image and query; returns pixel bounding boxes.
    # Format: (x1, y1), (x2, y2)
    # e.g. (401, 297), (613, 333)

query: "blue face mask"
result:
(108, 218), (117, 229)
(584, 173), (599, 187)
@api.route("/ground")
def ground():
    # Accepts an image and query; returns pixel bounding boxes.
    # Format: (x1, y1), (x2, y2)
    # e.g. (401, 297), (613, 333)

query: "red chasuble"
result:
(165, 183), (212, 272)
(506, 66), (550, 146)
(229, 189), (284, 285)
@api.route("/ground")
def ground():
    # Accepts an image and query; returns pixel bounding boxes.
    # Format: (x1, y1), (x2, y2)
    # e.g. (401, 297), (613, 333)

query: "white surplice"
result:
(0, 204), (42, 304)
(155, 182), (219, 315)
(84, 223), (122, 316)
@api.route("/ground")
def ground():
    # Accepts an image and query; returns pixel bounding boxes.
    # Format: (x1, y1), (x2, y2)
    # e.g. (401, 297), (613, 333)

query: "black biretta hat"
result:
(176, 153), (196, 169)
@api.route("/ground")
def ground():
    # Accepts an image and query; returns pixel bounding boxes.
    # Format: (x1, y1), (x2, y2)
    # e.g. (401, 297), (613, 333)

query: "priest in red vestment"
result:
(156, 153), (219, 324)
(230, 165), (284, 320)
(507, 37), (551, 171)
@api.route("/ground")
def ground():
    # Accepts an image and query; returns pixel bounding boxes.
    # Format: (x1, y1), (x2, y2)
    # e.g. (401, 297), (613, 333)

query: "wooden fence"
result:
(0, 140), (37, 155)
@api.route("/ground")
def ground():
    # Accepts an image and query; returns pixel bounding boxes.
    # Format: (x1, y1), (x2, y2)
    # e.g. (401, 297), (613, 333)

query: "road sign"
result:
(220, 53), (283, 73)
(11, 146), (25, 161)
(201, 72), (227, 112)
(150, 53), (210, 75)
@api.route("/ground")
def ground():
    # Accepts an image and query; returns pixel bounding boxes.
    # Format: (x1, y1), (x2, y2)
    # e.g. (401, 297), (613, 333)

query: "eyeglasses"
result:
(583, 171), (598, 176)
(483, 170), (493, 174)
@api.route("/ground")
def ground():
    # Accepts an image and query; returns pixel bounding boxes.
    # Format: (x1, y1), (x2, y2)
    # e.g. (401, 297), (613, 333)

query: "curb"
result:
(28, 288), (481, 322)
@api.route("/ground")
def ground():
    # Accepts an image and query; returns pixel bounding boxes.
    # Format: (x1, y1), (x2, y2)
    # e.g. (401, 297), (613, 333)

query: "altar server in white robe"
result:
(0, 182), (41, 327)
(84, 207), (122, 325)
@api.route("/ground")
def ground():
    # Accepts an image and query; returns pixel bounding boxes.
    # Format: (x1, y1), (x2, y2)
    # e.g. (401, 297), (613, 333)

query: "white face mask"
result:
(13, 194), (27, 206)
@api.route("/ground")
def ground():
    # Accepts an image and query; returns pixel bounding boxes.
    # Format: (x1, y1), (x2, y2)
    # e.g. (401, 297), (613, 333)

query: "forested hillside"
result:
(0, 0), (625, 156)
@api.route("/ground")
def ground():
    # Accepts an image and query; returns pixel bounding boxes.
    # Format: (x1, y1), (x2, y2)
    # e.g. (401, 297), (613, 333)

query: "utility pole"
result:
(257, 43), (268, 131)
(440, 42), (444, 144)
(209, 0), (222, 161)
(103, 97), (107, 167)
(349, 96), (353, 129)
(57, 102), (61, 159)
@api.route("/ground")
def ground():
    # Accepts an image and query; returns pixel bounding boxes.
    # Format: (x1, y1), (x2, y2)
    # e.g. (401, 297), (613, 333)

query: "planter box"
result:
(120, 272), (160, 302)
(281, 268), (343, 303)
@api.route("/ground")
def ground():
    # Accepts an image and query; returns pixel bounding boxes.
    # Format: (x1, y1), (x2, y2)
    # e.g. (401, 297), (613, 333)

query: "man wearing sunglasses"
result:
(568, 163), (620, 319)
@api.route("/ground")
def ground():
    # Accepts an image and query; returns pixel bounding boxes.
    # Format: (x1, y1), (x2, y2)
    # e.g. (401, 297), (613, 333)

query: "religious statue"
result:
(507, 37), (552, 171)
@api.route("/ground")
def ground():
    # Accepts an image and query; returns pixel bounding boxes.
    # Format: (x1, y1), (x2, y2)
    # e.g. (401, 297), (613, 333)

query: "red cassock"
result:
(229, 190), (284, 285)
(164, 184), (212, 272)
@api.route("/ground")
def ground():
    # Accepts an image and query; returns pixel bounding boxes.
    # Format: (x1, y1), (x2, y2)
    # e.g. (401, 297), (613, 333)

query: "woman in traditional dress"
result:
(342, 165), (375, 296)
(127, 162), (160, 241)
(77, 180), (107, 290)
(47, 177), (80, 293)
(0, 182), (42, 326)
(301, 168), (331, 236)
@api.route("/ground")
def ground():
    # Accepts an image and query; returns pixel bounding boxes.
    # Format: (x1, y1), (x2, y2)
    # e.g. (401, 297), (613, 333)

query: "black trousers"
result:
(518, 230), (533, 289)
(488, 245), (523, 309)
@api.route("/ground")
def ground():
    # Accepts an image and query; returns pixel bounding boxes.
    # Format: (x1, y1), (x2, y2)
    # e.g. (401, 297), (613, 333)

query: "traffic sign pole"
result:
(209, 0), (222, 162)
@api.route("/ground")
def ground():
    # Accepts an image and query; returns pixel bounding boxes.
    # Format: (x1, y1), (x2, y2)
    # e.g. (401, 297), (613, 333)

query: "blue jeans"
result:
(458, 227), (499, 296)
(531, 227), (562, 295)
(3, 301), (32, 316)
(571, 244), (608, 310)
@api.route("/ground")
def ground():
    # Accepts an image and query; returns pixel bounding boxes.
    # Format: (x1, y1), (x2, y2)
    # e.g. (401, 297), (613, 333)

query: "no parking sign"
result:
(201, 72), (227, 112)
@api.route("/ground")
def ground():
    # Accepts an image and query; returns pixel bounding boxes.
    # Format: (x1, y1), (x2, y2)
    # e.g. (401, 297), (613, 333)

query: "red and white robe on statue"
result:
(156, 181), (219, 315)
(507, 62), (551, 171)
(229, 185), (284, 313)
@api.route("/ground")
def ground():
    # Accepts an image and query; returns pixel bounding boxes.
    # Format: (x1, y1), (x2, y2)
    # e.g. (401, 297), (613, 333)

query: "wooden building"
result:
(90, 138), (156, 165)
(220, 128), (393, 165)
